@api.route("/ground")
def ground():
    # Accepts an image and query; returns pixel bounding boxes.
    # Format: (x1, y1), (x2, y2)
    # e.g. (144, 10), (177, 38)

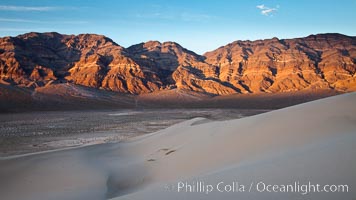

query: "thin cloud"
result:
(135, 12), (174, 20)
(134, 4), (214, 22)
(256, 4), (279, 16)
(0, 5), (58, 11)
(60, 21), (89, 25)
(261, 8), (277, 16)
(256, 5), (267, 10)
(180, 13), (212, 22)
(136, 12), (213, 22)
(0, 28), (33, 32)
(0, 18), (88, 24)
(0, 18), (39, 23)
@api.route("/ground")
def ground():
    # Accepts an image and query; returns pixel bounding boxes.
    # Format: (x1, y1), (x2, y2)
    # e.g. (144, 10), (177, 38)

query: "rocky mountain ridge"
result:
(1, 32), (355, 95)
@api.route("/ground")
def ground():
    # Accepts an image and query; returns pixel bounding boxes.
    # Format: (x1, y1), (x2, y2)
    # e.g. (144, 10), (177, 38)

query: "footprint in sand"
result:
(146, 148), (176, 162)
(165, 150), (176, 155)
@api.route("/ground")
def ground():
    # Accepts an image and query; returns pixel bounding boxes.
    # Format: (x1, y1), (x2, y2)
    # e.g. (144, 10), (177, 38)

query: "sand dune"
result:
(0, 93), (355, 200)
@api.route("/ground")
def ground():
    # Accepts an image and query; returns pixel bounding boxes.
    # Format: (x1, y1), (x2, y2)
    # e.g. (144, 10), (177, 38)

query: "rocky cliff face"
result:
(0, 32), (161, 94)
(0, 32), (355, 95)
(205, 33), (356, 93)
(127, 41), (237, 95)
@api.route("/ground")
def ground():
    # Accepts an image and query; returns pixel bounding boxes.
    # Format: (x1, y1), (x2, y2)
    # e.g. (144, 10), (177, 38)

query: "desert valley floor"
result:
(0, 108), (268, 157)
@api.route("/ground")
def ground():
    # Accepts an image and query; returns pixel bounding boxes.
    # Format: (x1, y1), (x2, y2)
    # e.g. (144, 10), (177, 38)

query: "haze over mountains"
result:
(0, 32), (355, 97)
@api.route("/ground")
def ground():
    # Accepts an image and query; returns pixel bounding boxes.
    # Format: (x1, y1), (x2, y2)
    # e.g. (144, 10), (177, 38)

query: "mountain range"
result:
(1, 32), (355, 97)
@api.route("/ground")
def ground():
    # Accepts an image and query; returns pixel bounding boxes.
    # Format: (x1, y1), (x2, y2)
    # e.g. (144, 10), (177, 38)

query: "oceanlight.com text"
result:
(174, 181), (349, 195)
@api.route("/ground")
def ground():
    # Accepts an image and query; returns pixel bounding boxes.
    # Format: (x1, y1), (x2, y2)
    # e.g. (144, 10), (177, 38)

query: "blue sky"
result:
(0, 0), (355, 54)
